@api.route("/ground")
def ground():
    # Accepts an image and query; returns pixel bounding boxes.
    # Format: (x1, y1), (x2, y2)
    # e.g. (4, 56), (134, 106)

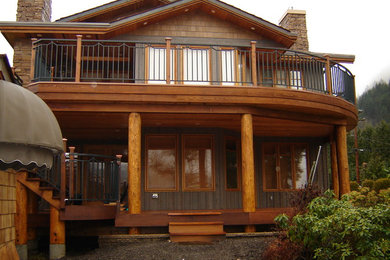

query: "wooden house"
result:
(0, 0), (357, 258)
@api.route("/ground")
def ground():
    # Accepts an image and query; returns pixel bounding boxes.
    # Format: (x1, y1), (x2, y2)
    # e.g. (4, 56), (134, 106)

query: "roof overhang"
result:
(0, 0), (297, 48)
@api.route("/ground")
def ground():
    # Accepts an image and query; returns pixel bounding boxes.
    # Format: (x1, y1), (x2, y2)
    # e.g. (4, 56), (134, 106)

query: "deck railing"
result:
(32, 38), (355, 104)
(37, 145), (122, 206)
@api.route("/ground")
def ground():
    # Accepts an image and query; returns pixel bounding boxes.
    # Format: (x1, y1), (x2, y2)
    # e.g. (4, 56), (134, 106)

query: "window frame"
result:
(145, 134), (179, 192)
(262, 142), (309, 192)
(181, 134), (215, 192)
(180, 46), (211, 85)
(145, 45), (176, 84)
(224, 136), (241, 191)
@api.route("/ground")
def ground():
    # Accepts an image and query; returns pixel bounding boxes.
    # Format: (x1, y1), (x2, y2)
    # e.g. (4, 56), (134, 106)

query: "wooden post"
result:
(336, 125), (351, 195)
(15, 175), (28, 260)
(30, 38), (37, 82)
(68, 146), (75, 200)
(49, 206), (65, 259)
(75, 35), (83, 82)
(27, 190), (38, 251)
(325, 55), (332, 95)
(128, 113), (141, 234)
(60, 139), (67, 209)
(250, 41), (257, 86)
(330, 135), (339, 198)
(165, 37), (172, 84)
(241, 114), (256, 232)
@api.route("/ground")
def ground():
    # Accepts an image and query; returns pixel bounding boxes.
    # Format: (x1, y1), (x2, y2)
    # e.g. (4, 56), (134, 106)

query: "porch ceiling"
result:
(55, 111), (333, 141)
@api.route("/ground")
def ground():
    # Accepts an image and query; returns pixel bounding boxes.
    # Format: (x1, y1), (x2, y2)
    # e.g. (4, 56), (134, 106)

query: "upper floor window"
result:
(221, 49), (236, 85)
(183, 47), (210, 85)
(147, 46), (175, 84)
(262, 143), (308, 191)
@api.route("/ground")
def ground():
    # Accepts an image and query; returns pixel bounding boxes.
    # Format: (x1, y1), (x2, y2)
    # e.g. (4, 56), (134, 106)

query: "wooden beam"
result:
(128, 113), (141, 234)
(336, 125), (350, 195)
(16, 177), (28, 246)
(325, 55), (332, 95)
(50, 206), (65, 244)
(75, 35), (82, 82)
(241, 113), (256, 233)
(330, 135), (340, 198)
(250, 41), (257, 86)
(60, 205), (116, 220)
(165, 37), (171, 85)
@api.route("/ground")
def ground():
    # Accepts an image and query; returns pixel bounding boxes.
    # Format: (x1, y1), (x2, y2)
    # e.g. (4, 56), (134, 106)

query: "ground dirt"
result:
(64, 236), (276, 260)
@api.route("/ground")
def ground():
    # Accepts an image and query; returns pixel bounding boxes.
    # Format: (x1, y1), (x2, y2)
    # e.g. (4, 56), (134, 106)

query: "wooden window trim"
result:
(145, 45), (177, 84)
(224, 136), (241, 191)
(262, 142), (309, 192)
(182, 134), (215, 192)
(145, 134), (179, 192)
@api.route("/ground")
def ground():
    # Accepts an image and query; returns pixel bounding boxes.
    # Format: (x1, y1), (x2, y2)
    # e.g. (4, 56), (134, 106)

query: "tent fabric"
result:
(0, 80), (63, 168)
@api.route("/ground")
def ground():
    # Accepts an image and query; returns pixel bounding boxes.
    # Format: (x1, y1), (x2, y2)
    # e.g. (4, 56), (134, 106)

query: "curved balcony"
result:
(31, 39), (356, 104)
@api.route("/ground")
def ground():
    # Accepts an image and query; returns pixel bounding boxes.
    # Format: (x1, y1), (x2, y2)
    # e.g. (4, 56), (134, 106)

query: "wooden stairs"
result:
(168, 212), (226, 243)
(16, 172), (60, 210)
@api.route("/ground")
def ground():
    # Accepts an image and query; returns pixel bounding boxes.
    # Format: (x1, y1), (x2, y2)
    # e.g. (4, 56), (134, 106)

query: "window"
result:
(183, 47), (210, 84)
(182, 135), (214, 191)
(221, 49), (236, 85)
(145, 135), (177, 191)
(147, 46), (175, 84)
(262, 143), (308, 191)
(225, 137), (241, 190)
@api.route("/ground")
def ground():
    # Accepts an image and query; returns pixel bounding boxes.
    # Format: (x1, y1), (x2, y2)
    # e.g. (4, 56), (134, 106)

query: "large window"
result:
(182, 135), (214, 191)
(183, 47), (210, 84)
(263, 143), (308, 191)
(225, 137), (241, 190)
(147, 46), (175, 84)
(221, 49), (236, 85)
(145, 135), (177, 191)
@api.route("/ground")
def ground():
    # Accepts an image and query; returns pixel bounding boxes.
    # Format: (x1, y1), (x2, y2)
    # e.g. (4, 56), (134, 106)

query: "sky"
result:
(1, 0), (389, 96)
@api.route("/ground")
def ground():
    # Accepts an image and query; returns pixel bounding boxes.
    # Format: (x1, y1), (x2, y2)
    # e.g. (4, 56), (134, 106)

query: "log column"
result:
(15, 176), (28, 260)
(49, 206), (65, 259)
(336, 125), (351, 195)
(128, 112), (142, 234)
(241, 114), (256, 232)
(330, 136), (340, 198)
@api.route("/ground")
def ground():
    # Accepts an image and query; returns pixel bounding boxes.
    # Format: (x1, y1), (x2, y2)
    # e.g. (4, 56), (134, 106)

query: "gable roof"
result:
(57, 0), (171, 23)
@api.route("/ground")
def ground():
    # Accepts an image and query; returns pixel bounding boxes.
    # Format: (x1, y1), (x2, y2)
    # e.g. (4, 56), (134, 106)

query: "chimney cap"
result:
(279, 9), (306, 24)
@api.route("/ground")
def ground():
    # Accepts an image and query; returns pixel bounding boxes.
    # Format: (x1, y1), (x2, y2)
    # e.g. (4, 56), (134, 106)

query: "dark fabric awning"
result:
(0, 80), (63, 168)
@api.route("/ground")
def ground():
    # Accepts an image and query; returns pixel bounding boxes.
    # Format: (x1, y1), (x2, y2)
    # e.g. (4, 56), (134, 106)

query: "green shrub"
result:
(362, 179), (374, 190)
(373, 178), (390, 192)
(275, 190), (390, 259)
(349, 181), (360, 191)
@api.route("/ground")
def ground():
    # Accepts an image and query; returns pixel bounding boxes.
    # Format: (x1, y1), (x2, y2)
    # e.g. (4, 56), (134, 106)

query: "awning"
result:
(0, 80), (63, 168)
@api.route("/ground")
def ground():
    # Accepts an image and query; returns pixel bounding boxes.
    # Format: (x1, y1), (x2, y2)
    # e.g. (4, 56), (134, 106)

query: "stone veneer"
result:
(279, 10), (309, 52)
(14, 0), (52, 87)
(0, 170), (18, 259)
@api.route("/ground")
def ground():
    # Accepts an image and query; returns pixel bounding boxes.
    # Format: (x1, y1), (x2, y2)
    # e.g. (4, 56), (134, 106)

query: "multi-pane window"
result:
(183, 47), (210, 84)
(182, 135), (214, 191)
(225, 137), (240, 190)
(147, 46), (175, 84)
(221, 49), (236, 85)
(263, 143), (308, 191)
(145, 135), (177, 191)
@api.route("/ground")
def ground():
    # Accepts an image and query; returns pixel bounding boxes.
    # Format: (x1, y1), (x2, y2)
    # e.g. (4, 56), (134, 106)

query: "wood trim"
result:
(250, 41), (257, 86)
(75, 35), (83, 82)
(165, 37), (171, 84)
(30, 38), (37, 81)
(60, 205), (116, 220)
(224, 136), (241, 191)
(181, 134), (215, 192)
(144, 134), (179, 192)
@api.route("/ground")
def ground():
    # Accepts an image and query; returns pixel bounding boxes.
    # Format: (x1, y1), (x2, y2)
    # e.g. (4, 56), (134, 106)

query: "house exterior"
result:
(0, 0), (357, 258)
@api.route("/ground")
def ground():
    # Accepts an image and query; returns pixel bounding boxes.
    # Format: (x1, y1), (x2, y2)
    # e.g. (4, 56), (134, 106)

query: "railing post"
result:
(68, 146), (75, 200)
(30, 38), (37, 82)
(325, 55), (332, 95)
(250, 41), (257, 86)
(75, 35), (83, 82)
(165, 37), (172, 84)
(60, 138), (67, 208)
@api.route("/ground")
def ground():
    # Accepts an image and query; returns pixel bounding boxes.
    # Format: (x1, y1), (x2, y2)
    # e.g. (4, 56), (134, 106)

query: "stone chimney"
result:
(14, 0), (52, 86)
(17, 0), (52, 22)
(279, 9), (309, 52)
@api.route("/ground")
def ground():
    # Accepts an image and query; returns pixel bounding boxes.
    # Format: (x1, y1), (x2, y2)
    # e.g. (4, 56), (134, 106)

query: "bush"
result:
(349, 181), (360, 191)
(275, 190), (390, 259)
(373, 178), (390, 192)
(362, 179), (374, 190)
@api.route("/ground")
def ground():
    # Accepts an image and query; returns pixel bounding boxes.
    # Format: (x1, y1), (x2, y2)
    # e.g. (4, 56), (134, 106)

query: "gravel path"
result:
(65, 236), (275, 260)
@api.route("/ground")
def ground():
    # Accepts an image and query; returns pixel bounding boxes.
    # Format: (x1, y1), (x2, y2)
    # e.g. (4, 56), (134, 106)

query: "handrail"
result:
(32, 38), (355, 104)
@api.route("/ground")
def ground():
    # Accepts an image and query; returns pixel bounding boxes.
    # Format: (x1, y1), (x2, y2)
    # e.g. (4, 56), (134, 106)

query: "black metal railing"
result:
(32, 39), (355, 104)
(66, 152), (120, 203)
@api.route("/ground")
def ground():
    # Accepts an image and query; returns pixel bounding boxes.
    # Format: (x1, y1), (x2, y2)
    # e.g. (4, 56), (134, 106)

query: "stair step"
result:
(169, 221), (225, 243)
(39, 186), (55, 190)
(26, 177), (41, 182)
(168, 212), (221, 216)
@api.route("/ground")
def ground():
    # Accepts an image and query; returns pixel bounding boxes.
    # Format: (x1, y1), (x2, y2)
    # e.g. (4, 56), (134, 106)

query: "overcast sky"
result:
(1, 0), (389, 96)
